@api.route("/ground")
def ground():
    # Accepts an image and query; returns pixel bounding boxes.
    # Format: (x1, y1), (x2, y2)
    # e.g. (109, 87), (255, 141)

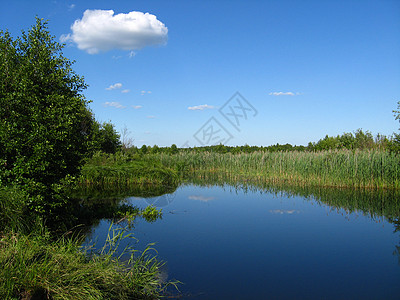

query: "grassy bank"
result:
(0, 184), (176, 300)
(77, 152), (179, 189)
(144, 149), (400, 189)
(0, 229), (171, 300)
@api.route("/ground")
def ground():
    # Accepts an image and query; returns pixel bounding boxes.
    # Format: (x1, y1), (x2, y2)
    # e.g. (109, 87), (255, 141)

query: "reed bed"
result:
(78, 162), (179, 188)
(146, 150), (400, 189)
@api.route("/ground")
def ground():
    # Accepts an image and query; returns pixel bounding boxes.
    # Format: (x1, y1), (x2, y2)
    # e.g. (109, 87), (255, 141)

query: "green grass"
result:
(0, 186), (29, 232)
(77, 152), (179, 189)
(0, 226), (178, 300)
(146, 149), (400, 189)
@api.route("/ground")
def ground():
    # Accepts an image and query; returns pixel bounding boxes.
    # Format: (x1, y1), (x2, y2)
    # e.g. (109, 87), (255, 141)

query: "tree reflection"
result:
(185, 172), (400, 264)
(48, 183), (178, 237)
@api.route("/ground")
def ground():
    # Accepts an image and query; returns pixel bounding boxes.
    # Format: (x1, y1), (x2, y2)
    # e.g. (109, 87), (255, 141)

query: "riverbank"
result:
(0, 158), (179, 300)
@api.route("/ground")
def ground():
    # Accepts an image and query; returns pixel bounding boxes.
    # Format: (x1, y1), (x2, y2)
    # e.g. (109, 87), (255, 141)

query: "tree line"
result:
(123, 128), (400, 155)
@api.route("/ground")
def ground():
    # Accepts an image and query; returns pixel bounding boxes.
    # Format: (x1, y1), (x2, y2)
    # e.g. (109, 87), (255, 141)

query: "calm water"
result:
(85, 184), (400, 299)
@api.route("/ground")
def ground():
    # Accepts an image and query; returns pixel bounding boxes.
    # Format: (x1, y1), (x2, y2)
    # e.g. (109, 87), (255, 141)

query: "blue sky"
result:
(1, 0), (399, 147)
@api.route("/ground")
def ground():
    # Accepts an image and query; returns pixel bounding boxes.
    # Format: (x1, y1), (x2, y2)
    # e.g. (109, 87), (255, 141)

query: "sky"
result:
(1, 0), (400, 147)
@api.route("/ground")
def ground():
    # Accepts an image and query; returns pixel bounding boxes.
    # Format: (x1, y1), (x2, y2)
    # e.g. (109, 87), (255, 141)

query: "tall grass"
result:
(0, 226), (178, 300)
(146, 150), (400, 189)
(0, 186), (45, 234)
(0, 186), (29, 232)
(79, 164), (177, 186)
(77, 152), (179, 189)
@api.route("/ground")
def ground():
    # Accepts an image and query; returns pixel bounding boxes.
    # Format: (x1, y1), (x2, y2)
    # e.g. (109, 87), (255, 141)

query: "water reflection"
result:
(56, 183), (178, 236)
(68, 170), (400, 299)
(186, 172), (400, 228)
(79, 177), (400, 299)
(134, 183), (400, 299)
(185, 173), (400, 279)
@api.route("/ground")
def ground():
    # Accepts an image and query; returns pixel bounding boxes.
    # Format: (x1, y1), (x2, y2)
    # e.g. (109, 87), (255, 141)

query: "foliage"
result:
(310, 129), (380, 151)
(394, 100), (400, 126)
(93, 122), (121, 154)
(121, 129), (396, 155)
(77, 151), (179, 188)
(392, 100), (400, 152)
(169, 144), (178, 154)
(141, 205), (163, 223)
(113, 204), (162, 225)
(0, 186), (35, 233)
(0, 18), (96, 211)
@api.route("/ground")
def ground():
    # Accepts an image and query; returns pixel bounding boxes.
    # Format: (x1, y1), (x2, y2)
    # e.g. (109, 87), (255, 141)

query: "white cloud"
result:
(61, 9), (168, 54)
(121, 89), (130, 93)
(132, 105), (142, 109)
(141, 90), (152, 95)
(68, 4), (76, 11)
(147, 115), (156, 119)
(104, 101), (126, 109)
(189, 195), (215, 202)
(269, 92), (296, 96)
(188, 104), (215, 111)
(106, 83), (122, 90)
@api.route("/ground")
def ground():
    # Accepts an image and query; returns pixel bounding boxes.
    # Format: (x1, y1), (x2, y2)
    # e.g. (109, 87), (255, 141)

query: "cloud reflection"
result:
(189, 195), (215, 202)
(269, 209), (300, 215)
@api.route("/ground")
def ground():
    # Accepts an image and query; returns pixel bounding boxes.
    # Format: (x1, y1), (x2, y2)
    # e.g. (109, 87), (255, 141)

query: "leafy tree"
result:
(151, 145), (160, 154)
(353, 129), (374, 149)
(93, 121), (121, 154)
(314, 135), (341, 151)
(394, 101), (400, 125)
(140, 145), (148, 154)
(215, 143), (228, 154)
(374, 133), (389, 150)
(169, 144), (178, 154)
(0, 18), (96, 211)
